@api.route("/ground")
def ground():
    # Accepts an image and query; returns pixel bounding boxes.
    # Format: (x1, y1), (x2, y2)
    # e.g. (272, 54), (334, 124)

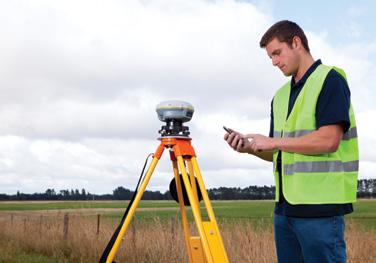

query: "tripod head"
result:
(156, 100), (194, 137)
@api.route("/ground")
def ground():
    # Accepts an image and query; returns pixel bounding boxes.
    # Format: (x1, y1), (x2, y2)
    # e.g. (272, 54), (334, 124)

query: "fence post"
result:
(63, 213), (69, 240)
(10, 214), (14, 227)
(97, 214), (101, 235)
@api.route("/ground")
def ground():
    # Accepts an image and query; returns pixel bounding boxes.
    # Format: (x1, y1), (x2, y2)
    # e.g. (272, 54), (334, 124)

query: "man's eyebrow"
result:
(271, 49), (281, 56)
(268, 49), (280, 59)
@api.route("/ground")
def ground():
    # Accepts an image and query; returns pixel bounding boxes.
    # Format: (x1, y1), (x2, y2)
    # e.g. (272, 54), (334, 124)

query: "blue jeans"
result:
(274, 214), (346, 263)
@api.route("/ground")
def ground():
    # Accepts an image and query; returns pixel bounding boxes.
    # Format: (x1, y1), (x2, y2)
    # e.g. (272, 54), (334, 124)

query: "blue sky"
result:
(0, 0), (375, 194)
(254, 0), (376, 46)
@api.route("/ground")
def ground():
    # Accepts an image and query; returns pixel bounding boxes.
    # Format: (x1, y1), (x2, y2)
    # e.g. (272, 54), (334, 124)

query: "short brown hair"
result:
(259, 20), (310, 52)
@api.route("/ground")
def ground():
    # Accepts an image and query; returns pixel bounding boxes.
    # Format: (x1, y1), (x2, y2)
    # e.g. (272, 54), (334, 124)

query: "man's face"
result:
(265, 37), (299, 77)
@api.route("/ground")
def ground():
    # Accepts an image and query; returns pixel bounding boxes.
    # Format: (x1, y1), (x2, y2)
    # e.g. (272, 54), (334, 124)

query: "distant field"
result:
(0, 199), (375, 229)
(0, 200), (176, 211)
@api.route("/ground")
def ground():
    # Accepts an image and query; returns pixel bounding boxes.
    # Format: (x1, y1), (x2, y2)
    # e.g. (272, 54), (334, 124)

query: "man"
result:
(224, 20), (358, 263)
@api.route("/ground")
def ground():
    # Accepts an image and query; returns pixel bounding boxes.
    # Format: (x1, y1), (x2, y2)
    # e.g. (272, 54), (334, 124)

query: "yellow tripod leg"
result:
(191, 157), (229, 263)
(172, 160), (194, 263)
(187, 160), (201, 219)
(177, 156), (214, 263)
(106, 156), (160, 263)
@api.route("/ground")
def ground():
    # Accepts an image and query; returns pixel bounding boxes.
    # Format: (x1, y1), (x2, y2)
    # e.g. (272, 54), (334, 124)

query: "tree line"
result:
(0, 179), (375, 201)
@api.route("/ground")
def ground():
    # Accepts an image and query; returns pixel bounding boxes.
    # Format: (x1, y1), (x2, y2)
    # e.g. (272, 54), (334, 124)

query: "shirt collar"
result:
(291, 59), (322, 88)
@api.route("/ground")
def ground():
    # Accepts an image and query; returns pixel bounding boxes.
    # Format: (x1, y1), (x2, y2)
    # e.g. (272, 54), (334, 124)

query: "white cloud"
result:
(0, 88), (162, 140)
(0, 0), (374, 194)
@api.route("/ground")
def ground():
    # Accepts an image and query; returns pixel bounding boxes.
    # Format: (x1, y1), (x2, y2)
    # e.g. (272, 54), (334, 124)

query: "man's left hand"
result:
(245, 134), (278, 152)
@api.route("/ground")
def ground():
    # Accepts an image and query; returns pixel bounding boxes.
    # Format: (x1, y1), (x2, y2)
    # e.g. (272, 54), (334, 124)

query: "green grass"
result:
(0, 238), (59, 263)
(0, 200), (178, 211)
(0, 252), (57, 263)
(346, 200), (376, 230)
(350, 200), (376, 217)
(1, 199), (375, 229)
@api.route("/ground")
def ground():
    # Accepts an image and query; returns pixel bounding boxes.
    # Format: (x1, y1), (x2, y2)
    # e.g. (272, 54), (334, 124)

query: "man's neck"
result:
(293, 54), (315, 83)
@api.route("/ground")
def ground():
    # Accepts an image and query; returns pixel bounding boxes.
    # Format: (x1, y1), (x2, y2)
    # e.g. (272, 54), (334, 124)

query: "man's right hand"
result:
(223, 129), (251, 153)
(224, 128), (274, 162)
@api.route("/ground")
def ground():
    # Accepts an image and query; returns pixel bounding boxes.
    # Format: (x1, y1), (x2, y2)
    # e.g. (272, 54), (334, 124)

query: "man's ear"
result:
(292, 36), (302, 49)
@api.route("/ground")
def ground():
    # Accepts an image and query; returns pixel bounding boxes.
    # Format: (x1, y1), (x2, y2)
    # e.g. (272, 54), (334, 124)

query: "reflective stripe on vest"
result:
(274, 127), (357, 140)
(284, 160), (359, 175)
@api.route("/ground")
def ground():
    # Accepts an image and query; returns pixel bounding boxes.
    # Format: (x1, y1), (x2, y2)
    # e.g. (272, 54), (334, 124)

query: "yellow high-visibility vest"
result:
(272, 64), (359, 204)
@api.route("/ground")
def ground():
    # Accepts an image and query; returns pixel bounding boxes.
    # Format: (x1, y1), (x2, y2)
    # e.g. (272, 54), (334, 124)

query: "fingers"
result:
(231, 134), (242, 148)
(252, 144), (259, 152)
(227, 128), (234, 134)
(245, 134), (257, 151)
(224, 131), (243, 151)
(229, 133), (238, 148)
(225, 132), (267, 153)
(248, 137), (262, 152)
(236, 138), (244, 151)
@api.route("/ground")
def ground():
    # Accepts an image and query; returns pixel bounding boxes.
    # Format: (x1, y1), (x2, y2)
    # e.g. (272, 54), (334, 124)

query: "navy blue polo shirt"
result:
(270, 59), (353, 217)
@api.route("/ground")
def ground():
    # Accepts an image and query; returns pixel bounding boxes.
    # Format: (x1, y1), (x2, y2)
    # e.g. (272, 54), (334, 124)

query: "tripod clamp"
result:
(158, 119), (191, 137)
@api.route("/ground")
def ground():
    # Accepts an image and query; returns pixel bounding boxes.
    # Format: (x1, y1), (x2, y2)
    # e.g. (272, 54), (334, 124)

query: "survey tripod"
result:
(100, 102), (230, 263)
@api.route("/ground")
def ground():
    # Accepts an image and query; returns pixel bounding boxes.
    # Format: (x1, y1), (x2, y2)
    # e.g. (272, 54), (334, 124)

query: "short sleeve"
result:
(316, 69), (351, 132)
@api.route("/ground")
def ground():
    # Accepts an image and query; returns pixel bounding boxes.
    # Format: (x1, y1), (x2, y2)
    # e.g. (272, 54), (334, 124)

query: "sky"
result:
(0, 0), (375, 195)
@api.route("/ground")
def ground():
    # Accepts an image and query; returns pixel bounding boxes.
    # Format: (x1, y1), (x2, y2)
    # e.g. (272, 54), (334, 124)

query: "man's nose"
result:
(272, 57), (279, 67)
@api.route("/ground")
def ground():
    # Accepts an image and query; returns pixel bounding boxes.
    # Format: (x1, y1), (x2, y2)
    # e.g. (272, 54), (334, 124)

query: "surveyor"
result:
(224, 20), (358, 263)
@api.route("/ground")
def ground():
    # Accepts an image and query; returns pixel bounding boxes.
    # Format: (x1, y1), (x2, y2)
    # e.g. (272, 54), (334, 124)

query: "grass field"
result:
(0, 199), (375, 262)
(1, 199), (375, 227)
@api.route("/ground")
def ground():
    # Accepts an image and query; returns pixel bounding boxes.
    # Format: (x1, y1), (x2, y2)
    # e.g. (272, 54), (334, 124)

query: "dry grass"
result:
(0, 213), (375, 263)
